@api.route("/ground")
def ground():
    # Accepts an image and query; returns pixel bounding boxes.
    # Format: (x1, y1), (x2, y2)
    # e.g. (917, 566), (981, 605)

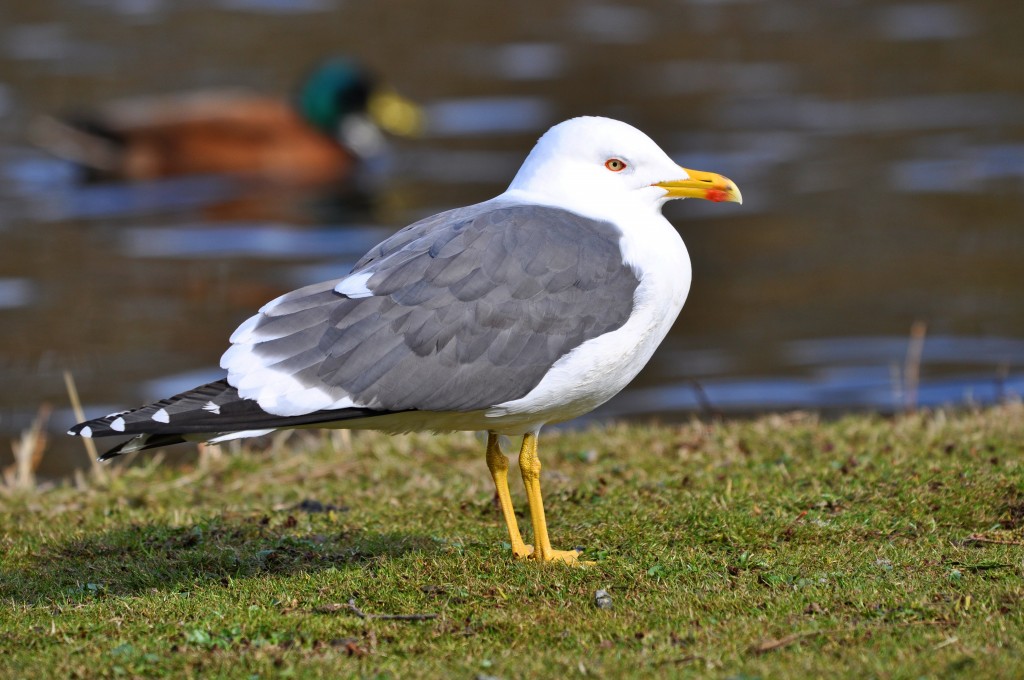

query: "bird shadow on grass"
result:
(2, 512), (441, 605)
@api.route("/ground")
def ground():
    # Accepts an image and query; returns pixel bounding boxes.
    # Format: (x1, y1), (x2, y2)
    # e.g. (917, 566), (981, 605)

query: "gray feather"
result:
(244, 201), (640, 412)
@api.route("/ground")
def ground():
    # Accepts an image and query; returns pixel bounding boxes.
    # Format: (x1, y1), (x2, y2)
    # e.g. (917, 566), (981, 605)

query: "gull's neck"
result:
(496, 187), (666, 228)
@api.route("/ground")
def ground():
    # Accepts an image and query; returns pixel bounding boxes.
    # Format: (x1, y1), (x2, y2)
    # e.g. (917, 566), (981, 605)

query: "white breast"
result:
(485, 213), (691, 433)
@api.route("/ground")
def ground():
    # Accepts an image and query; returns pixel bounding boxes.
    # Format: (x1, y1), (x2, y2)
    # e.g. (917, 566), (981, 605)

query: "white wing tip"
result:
(206, 428), (275, 444)
(228, 314), (262, 344)
(334, 271), (374, 299)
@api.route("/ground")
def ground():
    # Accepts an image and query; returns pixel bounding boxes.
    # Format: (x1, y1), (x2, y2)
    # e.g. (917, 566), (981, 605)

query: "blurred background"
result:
(1, 0), (1023, 476)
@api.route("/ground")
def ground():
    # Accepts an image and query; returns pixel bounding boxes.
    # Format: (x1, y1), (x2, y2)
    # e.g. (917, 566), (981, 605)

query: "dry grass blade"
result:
(903, 320), (927, 413)
(963, 533), (1024, 546)
(315, 600), (438, 622)
(63, 370), (106, 481)
(749, 631), (821, 655)
(4, 403), (51, 492)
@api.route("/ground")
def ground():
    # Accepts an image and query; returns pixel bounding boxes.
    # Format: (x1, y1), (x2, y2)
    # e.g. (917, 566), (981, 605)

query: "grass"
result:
(2, 406), (1024, 678)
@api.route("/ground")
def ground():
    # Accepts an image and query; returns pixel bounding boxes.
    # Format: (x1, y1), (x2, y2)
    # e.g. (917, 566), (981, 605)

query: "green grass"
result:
(3, 406), (1024, 678)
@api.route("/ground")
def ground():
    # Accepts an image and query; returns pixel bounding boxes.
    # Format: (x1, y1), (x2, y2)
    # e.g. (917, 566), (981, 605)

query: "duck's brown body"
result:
(33, 90), (357, 185)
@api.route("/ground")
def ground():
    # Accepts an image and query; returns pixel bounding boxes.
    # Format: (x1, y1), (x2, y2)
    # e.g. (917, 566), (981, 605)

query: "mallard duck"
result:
(30, 58), (422, 185)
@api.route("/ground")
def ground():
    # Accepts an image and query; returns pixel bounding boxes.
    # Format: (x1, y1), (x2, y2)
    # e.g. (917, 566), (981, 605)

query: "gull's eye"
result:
(604, 158), (627, 172)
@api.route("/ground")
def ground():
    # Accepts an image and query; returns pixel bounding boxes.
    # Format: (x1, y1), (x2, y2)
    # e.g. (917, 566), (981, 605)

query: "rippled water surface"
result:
(1, 0), (1022, 474)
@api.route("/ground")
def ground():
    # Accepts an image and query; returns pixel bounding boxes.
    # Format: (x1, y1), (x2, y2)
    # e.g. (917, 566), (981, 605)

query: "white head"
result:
(506, 116), (740, 219)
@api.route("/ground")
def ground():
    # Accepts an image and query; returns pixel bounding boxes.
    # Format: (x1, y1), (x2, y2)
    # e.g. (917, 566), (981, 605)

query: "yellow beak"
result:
(655, 168), (743, 204)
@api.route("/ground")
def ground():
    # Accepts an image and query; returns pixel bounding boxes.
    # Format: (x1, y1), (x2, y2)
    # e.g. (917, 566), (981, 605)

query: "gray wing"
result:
(224, 201), (640, 413)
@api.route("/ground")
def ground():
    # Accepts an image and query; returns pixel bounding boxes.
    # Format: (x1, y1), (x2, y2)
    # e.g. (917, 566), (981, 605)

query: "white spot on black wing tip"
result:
(110, 417), (126, 432)
(80, 425), (93, 438)
(202, 401), (221, 415)
(152, 408), (170, 424)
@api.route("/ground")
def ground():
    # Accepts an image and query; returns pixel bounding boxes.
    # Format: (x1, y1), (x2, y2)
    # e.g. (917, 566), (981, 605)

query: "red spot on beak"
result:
(705, 189), (728, 203)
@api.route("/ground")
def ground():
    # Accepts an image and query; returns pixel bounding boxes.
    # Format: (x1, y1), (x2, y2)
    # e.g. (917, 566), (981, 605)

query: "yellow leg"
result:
(517, 432), (584, 565)
(485, 433), (533, 559)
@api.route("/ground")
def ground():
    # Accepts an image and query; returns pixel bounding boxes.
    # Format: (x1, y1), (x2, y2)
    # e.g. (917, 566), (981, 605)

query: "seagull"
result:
(68, 116), (741, 565)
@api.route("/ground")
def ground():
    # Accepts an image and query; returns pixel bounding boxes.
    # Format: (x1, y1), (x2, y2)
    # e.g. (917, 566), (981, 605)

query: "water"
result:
(1, 0), (1023, 476)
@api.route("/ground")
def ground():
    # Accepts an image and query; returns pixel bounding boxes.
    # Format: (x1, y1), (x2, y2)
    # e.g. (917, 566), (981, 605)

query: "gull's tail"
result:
(68, 379), (397, 460)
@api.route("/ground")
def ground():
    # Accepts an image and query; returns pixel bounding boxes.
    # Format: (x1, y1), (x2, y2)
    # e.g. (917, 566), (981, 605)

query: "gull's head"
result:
(507, 116), (741, 217)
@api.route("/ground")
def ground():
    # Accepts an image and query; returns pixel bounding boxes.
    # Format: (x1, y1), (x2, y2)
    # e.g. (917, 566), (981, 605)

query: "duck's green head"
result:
(297, 58), (421, 140)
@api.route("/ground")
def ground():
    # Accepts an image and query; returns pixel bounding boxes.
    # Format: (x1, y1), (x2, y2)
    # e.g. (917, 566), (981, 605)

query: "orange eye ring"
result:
(604, 158), (627, 172)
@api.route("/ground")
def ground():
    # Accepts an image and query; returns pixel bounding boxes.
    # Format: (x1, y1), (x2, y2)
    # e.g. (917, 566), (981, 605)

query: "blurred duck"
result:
(30, 58), (422, 185)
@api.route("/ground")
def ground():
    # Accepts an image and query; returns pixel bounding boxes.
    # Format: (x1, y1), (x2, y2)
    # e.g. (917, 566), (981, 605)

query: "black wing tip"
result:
(68, 422), (94, 437)
(67, 419), (119, 439)
(92, 434), (143, 461)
